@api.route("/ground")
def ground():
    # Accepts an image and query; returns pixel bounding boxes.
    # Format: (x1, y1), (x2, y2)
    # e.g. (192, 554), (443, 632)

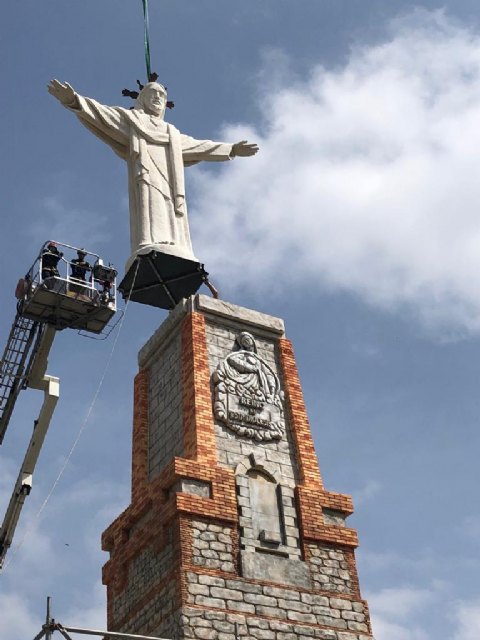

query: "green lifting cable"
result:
(142, 0), (152, 79)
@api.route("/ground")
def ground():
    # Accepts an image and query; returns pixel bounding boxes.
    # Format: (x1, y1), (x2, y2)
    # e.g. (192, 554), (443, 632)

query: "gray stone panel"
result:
(112, 505), (367, 635)
(148, 331), (183, 479)
(115, 588), (180, 639)
(180, 601), (371, 639)
(236, 466), (301, 560)
(323, 509), (347, 528)
(241, 552), (312, 589)
(175, 478), (212, 498)
(307, 544), (354, 595)
(112, 542), (174, 621)
(138, 298), (189, 368)
(191, 521), (235, 573)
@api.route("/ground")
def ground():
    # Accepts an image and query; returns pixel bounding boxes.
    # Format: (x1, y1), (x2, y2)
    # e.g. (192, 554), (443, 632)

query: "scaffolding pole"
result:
(32, 598), (172, 640)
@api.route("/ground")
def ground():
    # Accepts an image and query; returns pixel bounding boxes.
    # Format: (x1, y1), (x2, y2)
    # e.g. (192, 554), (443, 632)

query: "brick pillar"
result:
(101, 295), (374, 640)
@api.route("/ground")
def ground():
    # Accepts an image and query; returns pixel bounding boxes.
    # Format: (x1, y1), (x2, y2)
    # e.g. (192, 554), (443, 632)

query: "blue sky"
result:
(2, 2), (480, 639)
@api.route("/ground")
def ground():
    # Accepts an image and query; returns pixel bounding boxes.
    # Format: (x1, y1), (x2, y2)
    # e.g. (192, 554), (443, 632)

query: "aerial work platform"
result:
(16, 241), (118, 333)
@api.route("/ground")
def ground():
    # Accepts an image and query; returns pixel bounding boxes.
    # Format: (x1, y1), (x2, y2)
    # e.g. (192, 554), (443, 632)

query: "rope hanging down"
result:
(142, 0), (152, 80)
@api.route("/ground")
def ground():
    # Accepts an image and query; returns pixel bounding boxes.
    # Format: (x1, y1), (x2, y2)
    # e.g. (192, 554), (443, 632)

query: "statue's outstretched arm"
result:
(48, 79), (80, 109)
(47, 80), (130, 155)
(181, 135), (259, 165)
(230, 140), (259, 158)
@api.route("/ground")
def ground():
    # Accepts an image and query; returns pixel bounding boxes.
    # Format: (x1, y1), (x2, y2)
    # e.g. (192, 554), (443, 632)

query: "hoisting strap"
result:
(142, 0), (152, 80)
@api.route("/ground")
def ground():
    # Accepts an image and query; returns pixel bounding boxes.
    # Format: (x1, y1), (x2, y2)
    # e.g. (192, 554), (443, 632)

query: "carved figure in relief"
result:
(224, 332), (279, 404)
(47, 80), (258, 269)
(213, 332), (285, 442)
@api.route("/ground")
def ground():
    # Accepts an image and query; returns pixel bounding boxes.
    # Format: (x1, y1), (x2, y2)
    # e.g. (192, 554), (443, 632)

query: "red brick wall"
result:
(181, 312), (217, 464)
(131, 369), (149, 503)
(278, 337), (358, 549)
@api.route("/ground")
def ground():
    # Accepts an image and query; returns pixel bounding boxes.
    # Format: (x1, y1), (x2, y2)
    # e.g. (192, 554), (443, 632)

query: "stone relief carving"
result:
(212, 332), (285, 441)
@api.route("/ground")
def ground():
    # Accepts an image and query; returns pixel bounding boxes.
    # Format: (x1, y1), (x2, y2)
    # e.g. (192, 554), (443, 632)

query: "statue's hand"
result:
(47, 79), (78, 107)
(230, 140), (259, 158)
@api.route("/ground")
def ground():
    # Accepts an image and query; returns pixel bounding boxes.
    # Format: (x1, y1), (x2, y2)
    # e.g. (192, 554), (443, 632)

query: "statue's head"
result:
(135, 82), (167, 118)
(236, 332), (257, 353)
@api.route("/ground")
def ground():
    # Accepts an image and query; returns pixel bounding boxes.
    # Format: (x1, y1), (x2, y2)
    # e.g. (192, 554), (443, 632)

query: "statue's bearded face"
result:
(142, 84), (167, 117)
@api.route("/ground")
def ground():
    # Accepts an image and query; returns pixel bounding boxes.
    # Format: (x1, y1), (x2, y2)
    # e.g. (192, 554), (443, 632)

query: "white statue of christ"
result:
(48, 80), (258, 269)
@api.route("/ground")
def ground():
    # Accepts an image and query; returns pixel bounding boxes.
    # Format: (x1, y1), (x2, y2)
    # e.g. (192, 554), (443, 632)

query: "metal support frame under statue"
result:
(118, 250), (218, 310)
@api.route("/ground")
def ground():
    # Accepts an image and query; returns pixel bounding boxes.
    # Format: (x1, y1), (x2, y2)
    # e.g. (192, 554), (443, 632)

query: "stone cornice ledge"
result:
(138, 295), (285, 368)
(194, 294), (285, 336)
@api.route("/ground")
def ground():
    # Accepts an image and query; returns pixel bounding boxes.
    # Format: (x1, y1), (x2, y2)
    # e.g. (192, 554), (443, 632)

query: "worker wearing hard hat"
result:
(70, 249), (92, 282)
(41, 242), (63, 280)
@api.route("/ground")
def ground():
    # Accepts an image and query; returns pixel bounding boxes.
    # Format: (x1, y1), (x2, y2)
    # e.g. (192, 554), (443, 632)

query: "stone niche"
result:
(234, 453), (310, 588)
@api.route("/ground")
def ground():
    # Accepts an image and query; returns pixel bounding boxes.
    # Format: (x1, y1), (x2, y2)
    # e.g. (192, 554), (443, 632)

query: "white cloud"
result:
(0, 594), (40, 639)
(0, 474), (123, 640)
(191, 9), (480, 335)
(29, 193), (111, 250)
(351, 342), (381, 359)
(372, 617), (429, 640)
(458, 514), (480, 540)
(62, 580), (107, 630)
(370, 585), (436, 618)
(0, 581), (108, 640)
(367, 584), (438, 640)
(358, 548), (436, 574)
(452, 598), (480, 640)
(352, 479), (382, 505)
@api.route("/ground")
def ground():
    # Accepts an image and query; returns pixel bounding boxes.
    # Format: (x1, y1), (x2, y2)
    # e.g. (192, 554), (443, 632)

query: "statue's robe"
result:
(68, 96), (232, 267)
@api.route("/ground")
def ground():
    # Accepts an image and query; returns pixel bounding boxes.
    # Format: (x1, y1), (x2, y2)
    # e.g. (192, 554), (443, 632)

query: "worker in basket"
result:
(41, 242), (63, 280)
(69, 248), (92, 298)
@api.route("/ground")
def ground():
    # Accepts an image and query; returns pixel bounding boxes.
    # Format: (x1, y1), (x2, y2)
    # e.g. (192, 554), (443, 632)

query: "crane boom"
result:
(0, 240), (118, 569)
(0, 326), (59, 568)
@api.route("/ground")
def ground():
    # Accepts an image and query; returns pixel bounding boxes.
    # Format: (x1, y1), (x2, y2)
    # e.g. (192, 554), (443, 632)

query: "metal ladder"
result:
(0, 314), (41, 444)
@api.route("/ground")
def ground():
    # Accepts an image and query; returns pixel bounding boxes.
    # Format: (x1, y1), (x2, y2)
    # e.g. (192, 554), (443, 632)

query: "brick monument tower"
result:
(101, 295), (374, 640)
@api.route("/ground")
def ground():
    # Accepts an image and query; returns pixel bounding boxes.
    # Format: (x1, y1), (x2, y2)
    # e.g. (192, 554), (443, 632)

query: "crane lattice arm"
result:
(0, 314), (42, 444)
